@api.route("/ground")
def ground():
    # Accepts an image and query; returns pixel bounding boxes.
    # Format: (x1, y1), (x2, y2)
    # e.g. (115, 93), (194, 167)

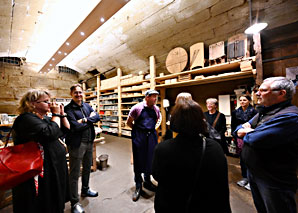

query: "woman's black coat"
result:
(152, 134), (231, 213)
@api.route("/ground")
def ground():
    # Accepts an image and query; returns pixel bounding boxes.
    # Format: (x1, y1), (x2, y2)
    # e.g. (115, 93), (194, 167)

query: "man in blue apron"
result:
(126, 89), (160, 202)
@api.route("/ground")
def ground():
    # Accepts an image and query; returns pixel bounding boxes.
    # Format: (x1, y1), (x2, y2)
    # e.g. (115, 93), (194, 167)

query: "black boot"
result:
(143, 181), (157, 192)
(81, 187), (98, 197)
(132, 187), (141, 202)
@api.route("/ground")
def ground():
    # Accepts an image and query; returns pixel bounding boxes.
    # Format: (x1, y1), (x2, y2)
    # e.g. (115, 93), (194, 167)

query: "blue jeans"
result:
(248, 171), (297, 213)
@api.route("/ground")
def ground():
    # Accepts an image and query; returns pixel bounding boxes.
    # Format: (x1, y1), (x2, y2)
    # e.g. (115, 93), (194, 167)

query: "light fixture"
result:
(100, 17), (105, 22)
(245, 23), (268, 34)
(58, 51), (62, 54)
(64, 52), (67, 56)
(49, 64), (52, 66)
(52, 58), (55, 61)
(244, 0), (268, 35)
(66, 42), (70, 46)
(80, 32), (85, 36)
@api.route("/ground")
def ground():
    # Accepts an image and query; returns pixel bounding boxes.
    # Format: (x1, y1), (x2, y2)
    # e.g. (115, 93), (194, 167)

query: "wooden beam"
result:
(253, 33), (263, 85)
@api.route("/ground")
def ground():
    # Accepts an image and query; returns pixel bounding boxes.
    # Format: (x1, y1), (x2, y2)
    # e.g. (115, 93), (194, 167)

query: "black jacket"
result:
(65, 100), (100, 148)
(152, 134), (231, 213)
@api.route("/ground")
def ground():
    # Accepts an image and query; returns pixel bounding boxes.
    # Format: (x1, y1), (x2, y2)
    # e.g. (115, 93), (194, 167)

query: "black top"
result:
(152, 134), (231, 213)
(12, 112), (69, 213)
(231, 105), (257, 134)
(204, 111), (226, 137)
(65, 100), (100, 148)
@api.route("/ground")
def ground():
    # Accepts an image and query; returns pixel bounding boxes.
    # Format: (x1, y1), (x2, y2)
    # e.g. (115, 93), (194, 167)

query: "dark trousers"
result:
(68, 141), (93, 205)
(134, 173), (151, 189)
(248, 171), (297, 213)
(240, 154), (247, 178)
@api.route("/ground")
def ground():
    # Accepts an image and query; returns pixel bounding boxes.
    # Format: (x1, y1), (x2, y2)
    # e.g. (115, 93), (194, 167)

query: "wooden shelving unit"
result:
(94, 55), (256, 138)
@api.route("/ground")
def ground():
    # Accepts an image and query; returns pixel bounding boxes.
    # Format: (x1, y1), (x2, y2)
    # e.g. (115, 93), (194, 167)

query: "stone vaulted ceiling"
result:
(0, 0), (297, 76)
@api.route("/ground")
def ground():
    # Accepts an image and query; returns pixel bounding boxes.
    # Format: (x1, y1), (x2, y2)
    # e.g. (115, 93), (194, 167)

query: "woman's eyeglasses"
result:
(36, 100), (51, 104)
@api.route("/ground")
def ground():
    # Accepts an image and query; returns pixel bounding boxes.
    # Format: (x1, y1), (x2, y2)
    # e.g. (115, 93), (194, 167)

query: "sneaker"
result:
(237, 178), (248, 187)
(244, 183), (251, 191)
(71, 203), (85, 213)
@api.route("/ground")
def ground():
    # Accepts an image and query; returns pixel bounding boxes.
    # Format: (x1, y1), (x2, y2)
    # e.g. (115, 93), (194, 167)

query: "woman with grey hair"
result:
(204, 98), (228, 154)
(11, 89), (70, 213)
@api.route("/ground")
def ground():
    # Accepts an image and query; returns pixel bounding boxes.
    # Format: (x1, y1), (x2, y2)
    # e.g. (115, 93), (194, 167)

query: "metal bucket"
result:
(98, 154), (109, 170)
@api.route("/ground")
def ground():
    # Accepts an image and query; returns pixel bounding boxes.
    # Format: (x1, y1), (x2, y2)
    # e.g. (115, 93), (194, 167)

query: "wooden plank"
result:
(155, 71), (254, 88)
(165, 47), (188, 73)
(155, 57), (255, 82)
(254, 33), (263, 85)
(190, 42), (204, 69)
(117, 68), (122, 136)
(150, 56), (156, 89)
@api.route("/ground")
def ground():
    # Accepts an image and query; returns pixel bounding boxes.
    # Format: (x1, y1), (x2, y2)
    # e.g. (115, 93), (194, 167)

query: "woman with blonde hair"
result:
(12, 89), (70, 213)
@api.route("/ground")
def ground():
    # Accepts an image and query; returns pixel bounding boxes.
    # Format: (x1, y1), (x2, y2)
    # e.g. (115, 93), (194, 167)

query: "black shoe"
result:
(132, 187), (141, 202)
(81, 188), (98, 197)
(143, 181), (157, 192)
(71, 203), (85, 213)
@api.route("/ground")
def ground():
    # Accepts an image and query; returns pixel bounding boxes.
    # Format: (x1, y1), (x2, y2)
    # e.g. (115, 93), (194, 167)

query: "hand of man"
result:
(90, 111), (96, 117)
(237, 123), (254, 138)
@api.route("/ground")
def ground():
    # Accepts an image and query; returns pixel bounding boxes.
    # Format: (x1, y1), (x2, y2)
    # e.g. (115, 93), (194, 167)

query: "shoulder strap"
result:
(186, 134), (206, 212)
(212, 112), (221, 128)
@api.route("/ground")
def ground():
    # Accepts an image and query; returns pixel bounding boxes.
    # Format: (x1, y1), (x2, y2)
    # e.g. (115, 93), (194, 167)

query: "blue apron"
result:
(132, 106), (158, 174)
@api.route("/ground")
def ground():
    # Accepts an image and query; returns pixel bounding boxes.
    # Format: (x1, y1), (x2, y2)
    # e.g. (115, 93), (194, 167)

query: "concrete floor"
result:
(2, 133), (297, 212)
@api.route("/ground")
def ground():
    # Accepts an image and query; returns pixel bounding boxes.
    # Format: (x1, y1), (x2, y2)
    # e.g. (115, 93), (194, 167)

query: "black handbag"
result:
(206, 122), (221, 141)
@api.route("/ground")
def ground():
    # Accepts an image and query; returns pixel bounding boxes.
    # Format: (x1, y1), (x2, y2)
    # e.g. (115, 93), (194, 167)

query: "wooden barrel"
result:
(165, 47), (188, 73)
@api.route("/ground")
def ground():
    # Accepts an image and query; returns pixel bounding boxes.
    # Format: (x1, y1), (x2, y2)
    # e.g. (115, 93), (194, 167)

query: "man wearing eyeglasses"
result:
(235, 77), (298, 213)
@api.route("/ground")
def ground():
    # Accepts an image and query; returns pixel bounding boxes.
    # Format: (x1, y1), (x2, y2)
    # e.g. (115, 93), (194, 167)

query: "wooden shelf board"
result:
(122, 127), (132, 131)
(122, 86), (150, 92)
(121, 102), (138, 105)
(121, 95), (144, 98)
(99, 91), (117, 95)
(155, 71), (254, 89)
(85, 91), (94, 95)
(155, 57), (255, 82)
(0, 124), (13, 127)
(100, 97), (118, 100)
(99, 103), (118, 106)
(99, 109), (118, 111)
(101, 120), (118, 122)
(85, 95), (97, 99)
(121, 79), (150, 87)
(100, 87), (117, 92)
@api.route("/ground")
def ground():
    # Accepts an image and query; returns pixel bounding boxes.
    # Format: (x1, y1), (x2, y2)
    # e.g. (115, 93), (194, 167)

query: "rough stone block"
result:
(0, 87), (14, 99)
(13, 88), (31, 100)
(54, 80), (75, 90)
(0, 71), (8, 86)
(214, 17), (247, 37)
(9, 76), (31, 88)
(211, 0), (245, 17)
(30, 76), (54, 89)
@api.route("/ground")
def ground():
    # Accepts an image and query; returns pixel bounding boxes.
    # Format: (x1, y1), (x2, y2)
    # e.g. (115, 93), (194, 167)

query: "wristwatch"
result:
(60, 113), (67, 118)
(52, 113), (67, 118)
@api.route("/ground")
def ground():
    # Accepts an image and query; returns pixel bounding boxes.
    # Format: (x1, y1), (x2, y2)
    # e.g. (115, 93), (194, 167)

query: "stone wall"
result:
(0, 62), (79, 114)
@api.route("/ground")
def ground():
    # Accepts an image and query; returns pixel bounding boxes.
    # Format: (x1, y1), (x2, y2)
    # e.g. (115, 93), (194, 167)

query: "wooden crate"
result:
(209, 56), (226, 66)
(178, 73), (191, 82)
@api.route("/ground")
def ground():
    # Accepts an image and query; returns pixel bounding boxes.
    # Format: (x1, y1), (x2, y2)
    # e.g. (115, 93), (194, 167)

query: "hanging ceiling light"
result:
(245, 22), (268, 34)
(245, 0), (268, 34)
